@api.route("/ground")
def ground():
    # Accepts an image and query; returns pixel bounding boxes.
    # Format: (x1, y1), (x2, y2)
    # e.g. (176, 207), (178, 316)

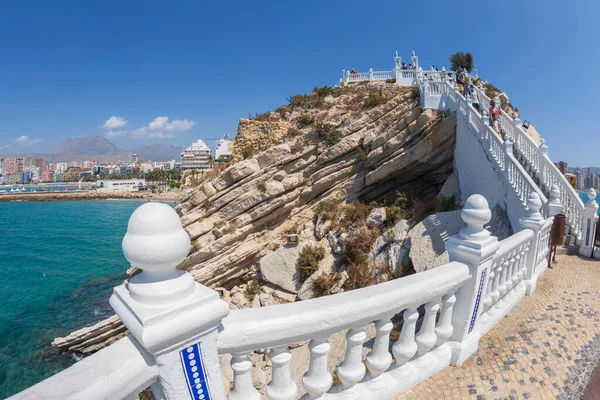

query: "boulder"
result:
(259, 292), (278, 307)
(408, 205), (511, 273)
(314, 214), (332, 240)
(230, 291), (247, 307)
(327, 230), (348, 255)
(259, 244), (304, 293)
(251, 295), (261, 308)
(366, 207), (387, 228)
(388, 242), (410, 275)
(261, 283), (297, 303)
(385, 219), (410, 243)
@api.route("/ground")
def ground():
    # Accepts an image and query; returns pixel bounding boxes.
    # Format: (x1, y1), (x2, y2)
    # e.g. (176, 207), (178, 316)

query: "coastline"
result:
(0, 190), (181, 203)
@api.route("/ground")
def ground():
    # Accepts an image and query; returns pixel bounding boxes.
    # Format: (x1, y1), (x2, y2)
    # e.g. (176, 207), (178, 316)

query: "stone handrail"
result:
(8, 335), (158, 400)
(218, 261), (469, 353)
(475, 86), (584, 239)
(481, 228), (533, 316)
(444, 81), (548, 217)
(9, 191), (560, 400)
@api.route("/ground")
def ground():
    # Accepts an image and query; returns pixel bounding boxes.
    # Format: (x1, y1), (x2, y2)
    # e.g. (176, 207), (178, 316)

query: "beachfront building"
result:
(181, 139), (211, 171)
(96, 179), (147, 192)
(215, 135), (234, 162)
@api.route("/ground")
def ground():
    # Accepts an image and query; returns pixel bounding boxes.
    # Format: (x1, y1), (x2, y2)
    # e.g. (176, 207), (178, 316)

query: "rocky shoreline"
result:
(0, 190), (181, 202)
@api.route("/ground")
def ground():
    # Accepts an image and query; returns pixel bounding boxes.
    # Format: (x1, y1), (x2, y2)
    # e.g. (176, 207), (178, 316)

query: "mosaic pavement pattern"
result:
(395, 254), (600, 400)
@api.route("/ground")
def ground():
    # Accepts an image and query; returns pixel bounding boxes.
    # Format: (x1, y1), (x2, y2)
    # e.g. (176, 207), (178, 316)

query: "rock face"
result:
(259, 244), (305, 293)
(176, 84), (458, 289)
(408, 204), (511, 273)
(231, 118), (289, 163)
(52, 315), (127, 354)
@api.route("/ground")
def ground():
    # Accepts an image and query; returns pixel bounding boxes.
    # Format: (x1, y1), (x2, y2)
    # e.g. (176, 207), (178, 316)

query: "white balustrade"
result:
(365, 318), (393, 387)
(415, 300), (440, 357)
(267, 346), (298, 400)
(336, 327), (367, 392)
(435, 293), (457, 346)
(230, 351), (260, 400)
(392, 307), (419, 367)
(303, 337), (332, 399)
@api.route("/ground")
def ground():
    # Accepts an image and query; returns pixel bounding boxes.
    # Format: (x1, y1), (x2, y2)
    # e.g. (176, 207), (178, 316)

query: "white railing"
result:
(218, 261), (469, 400)
(475, 86), (584, 239)
(347, 72), (370, 82)
(8, 336), (158, 400)
(9, 192), (561, 400)
(372, 70), (395, 80)
(481, 229), (532, 316)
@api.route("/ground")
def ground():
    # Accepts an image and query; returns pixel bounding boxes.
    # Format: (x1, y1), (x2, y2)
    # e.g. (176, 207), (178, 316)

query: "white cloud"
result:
(15, 135), (43, 146)
(131, 116), (195, 139)
(0, 144), (9, 150)
(105, 130), (127, 138)
(102, 116), (127, 130)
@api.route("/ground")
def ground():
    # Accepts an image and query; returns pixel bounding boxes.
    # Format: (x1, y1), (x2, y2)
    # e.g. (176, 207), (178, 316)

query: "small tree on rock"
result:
(449, 52), (474, 72)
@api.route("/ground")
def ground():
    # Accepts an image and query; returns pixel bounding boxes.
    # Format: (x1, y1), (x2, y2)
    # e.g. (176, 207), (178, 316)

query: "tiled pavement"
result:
(394, 254), (600, 400)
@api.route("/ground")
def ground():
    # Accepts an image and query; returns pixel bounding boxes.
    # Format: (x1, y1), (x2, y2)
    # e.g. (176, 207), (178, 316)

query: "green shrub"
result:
(257, 180), (268, 193)
(356, 148), (367, 162)
(291, 140), (305, 154)
(449, 51), (474, 73)
(311, 273), (340, 297)
(249, 111), (271, 121)
(297, 245), (326, 282)
(287, 127), (301, 137)
(385, 78), (396, 84)
(364, 89), (385, 108)
(313, 86), (333, 98)
(343, 228), (378, 288)
(439, 195), (457, 212)
(298, 114), (315, 126)
(241, 145), (256, 159)
(213, 220), (226, 229)
(385, 204), (407, 224)
(324, 130), (341, 147)
(342, 200), (369, 227)
(288, 94), (311, 108)
(245, 279), (262, 300)
(315, 121), (333, 138)
(315, 198), (341, 221)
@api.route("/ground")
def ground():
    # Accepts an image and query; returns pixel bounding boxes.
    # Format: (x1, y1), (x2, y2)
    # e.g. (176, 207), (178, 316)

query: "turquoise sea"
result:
(0, 199), (176, 398)
(579, 191), (600, 214)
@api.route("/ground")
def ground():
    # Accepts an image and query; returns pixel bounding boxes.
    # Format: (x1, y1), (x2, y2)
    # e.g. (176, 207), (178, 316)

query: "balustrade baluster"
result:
(505, 253), (515, 292)
(336, 327), (367, 393)
(512, 251), (521, 287)
(517, 245), (527, 282)
(365, 318), (393, 387)
(498, 260), (509, 297)
(302, 337), (332, 400)
(415, 300), (440, 357)
(491, 264), (501, 304)
(482, 269), (495, 312)
(392, 307), (419, 366)
(435, 293), (457, 346)
(266, 346), (298, 400)
(230, 351), (260, 400)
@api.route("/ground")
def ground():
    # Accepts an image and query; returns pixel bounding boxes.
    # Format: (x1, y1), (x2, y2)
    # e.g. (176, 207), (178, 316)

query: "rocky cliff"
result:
(177, 83), (457, 289)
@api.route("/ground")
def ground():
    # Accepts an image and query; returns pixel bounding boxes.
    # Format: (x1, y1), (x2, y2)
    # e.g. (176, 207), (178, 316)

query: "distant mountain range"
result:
(0, 135), (184, 163)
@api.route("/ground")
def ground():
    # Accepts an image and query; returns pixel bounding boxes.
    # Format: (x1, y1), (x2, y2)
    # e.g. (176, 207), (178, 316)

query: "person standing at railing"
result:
(401, 62), (407, 70)
(490, 100), (501, 135)
(471, 84), (481, 114)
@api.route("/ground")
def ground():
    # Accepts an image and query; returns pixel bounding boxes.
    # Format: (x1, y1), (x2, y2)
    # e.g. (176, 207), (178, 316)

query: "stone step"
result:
(564, 234), (577, 247)
(554, 244), (579, 256)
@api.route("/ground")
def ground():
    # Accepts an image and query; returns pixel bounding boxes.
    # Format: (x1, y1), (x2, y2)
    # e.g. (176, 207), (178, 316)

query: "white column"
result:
(369, 68), (374, 81)
(365, 318), (393, 388)
(267, 346), (298, 400)
(392, 308), (419, 367)
(110, 202), (230, 400)
(504, 139), (513, 183)
(538, 139), (549, 190)
(230, 352), (260, 400)
(336, 327), (367, 393)
(302, 336), (332, 400)
(435, 293), (457, 346)
(580, 188), (599, 257)
(446, 194), (499, 365)
(341, 70), (348, 84)
(548, 185), (564, 217)
(415, 300), (440, 357)
(519, 192), (545, 295)
(411, 50), (418, 69)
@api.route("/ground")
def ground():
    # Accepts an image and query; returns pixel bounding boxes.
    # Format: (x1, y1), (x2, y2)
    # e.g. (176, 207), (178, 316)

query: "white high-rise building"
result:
(181, 140), (211, 170)
(215, 134), (234, 162)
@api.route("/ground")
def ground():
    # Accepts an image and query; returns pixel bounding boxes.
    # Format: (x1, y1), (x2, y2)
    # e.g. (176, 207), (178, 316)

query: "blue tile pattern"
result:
(469, 269), (487, 334)
(180, 342), (211, 400)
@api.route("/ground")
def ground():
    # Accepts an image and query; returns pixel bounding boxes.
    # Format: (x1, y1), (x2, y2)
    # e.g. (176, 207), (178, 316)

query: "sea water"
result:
(0, 199), (176, 397)
(579, 191), (600, 214)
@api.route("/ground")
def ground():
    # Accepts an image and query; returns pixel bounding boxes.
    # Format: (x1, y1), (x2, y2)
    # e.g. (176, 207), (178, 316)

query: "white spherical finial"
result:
(123, 202), (191, 278)
(459, 194), (492, 241)
(549, 185), (560, 202)
(526, 192), (543, 220)
(587, 188), (597, 205)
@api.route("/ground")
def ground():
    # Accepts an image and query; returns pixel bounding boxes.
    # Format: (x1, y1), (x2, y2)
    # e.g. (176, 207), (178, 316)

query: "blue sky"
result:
(0, 0), (598, 166)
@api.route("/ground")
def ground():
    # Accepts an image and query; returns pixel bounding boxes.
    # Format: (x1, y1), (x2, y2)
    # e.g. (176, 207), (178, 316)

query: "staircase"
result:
(417, 77), (584, 248)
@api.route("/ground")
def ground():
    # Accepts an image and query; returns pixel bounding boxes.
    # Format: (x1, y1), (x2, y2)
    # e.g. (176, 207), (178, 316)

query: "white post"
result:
(538, 139), (549, 187)
(579, 188), (599, 257)
(548, 184), (564, 217)
(342, 69), (348, 84)
(446, 194), (499, 365)
(110, 203), (230, 400)
(519, 192), (545, 295)
(411, 50), (418, 69)
(504, 139), (513, 181)
(394, 51), (401, 70)
(394, 52), (402, 85)
(369, 68), (374, 81)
